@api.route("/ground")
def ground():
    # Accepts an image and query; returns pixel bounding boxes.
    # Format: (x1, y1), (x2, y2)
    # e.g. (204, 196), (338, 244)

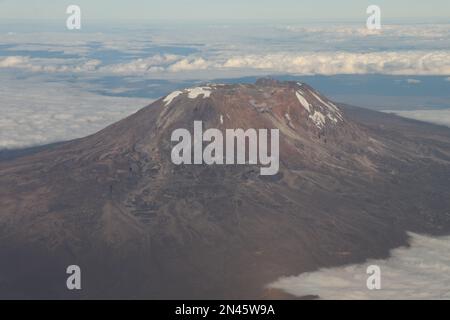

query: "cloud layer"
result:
(386, 109), (450, 127)
(1, 23), (450, 78)
(219, 51), (450, 76)
(2, 51), (450, 77)
(269, 233), (450, 300)
(0, 76), (150, 149)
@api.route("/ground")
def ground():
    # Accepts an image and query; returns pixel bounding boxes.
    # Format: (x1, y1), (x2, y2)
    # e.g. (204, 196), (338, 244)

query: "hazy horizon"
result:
(1, 0), (449, 21)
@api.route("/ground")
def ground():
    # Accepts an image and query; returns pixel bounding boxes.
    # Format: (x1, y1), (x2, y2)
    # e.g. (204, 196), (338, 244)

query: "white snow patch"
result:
(309, 111), (326, 128)
(285, 113), (292, 121)
(187, 86), (212, 99)
(285, 112), (295, 128)
(163, 86), (213, 106)
(328, 101), (341, 113)
(327, 113), (338, 123)
(163, 90), (183, 106)
(295, 91), (311, 113)
(310, 91), (340, 113)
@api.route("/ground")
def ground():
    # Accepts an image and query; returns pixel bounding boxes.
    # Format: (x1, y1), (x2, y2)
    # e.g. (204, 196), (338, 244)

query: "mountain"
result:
(1, 79), (450, 299)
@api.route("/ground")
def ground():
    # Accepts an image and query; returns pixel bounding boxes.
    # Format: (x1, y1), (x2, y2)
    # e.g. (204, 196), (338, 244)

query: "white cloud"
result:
(406, 79), (421, 84)
(218, 51), (450, 76)
(385, 109), (450, 127)
(0, 76), (151, 149)
(101, 54), (179, 74)
(1, 23), (450, 77)
(96, 51), (450, 76)
(0, 56), (102, 73)
(22, 51), (446, 77)
(0, 56), (29, 67)
(167, 57), (211, 72)
(268, 233), (450, 300)
(279, 24), (450, 40)
(279, 25), (382, 37)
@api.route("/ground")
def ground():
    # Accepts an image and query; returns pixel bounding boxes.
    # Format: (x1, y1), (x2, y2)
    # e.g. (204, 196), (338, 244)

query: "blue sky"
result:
(0, 0), (449, 21)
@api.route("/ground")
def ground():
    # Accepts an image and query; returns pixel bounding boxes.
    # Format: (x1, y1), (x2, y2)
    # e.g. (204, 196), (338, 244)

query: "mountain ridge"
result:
(1, 79), (450, 299)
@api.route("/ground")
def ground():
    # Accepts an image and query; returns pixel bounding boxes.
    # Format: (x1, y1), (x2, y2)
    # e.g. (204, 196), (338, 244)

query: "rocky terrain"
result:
(1, 79), (450, 299)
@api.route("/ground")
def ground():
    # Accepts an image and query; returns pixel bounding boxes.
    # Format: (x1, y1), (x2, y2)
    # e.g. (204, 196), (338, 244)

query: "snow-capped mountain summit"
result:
(1, 79), (450, 299)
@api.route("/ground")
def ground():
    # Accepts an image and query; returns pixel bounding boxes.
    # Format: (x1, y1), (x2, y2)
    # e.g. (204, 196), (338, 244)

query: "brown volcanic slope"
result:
(1, 79), (450, 299)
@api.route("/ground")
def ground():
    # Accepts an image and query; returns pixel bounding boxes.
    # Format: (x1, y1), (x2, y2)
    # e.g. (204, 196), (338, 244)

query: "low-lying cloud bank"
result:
(386, 109), (450, 128)
(2, 51), (450, 77)
(219, 51), (450, 76)
(0, 77), (150, 149)
(268, 233), (450, 300)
